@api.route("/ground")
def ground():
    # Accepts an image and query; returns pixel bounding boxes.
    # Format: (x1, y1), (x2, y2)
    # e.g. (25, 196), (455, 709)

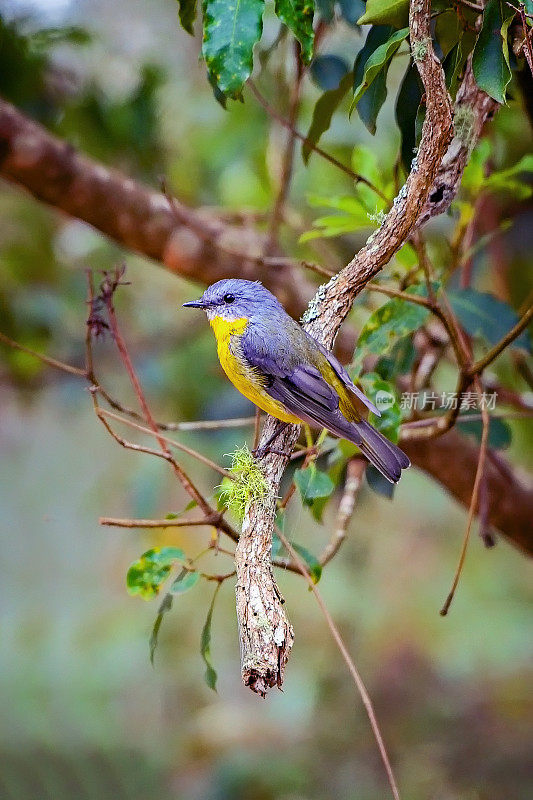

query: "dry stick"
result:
(275, 526), (401, 800)
(176, 416), (255, 431)
(440, 376), (490, 615)
(469, 303), (533, 376)
(366, 283), (434, 309)
(0, 331), (86, 377)
(100, 514), (222, 528)
(97, 408), (233, 479)
(248, 80), (390, 204)
(319, 458), (366, 567)
(266, 43), (304, 251)
(97, 274), (239, 544)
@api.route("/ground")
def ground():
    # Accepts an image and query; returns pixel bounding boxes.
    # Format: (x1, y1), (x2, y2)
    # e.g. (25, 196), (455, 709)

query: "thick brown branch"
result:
(0, 96), (314, 321)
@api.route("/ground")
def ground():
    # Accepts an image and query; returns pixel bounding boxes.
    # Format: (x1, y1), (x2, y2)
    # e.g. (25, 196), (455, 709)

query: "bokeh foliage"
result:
(1, 0), (532, 799)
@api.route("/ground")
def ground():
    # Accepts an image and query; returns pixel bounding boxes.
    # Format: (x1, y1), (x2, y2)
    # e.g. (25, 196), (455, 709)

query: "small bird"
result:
(183, 279), (410, 483)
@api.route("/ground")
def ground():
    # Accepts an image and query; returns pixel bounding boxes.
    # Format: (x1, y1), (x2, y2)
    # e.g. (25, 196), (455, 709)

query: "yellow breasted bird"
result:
(183, 279), (410, 483)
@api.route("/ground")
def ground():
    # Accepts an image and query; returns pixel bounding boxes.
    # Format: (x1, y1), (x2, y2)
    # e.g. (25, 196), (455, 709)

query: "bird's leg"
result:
(252, 421), (290, 460)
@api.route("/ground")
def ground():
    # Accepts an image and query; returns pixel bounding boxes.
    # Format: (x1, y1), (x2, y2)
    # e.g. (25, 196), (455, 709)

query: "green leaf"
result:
(274, 0), (315, 63)
(352, 26), (396, 134)
(461, 138), (492, 193)
(292, 543), (322, 583)
(366, 464), (395, 498)
(294, 463), (335, 520)
(351, 27), (409, 113)
(360, 373), (402, 443)
(472, 0), (514, 104)
(149, 593), (173, 665)
(202, 0), (265, 98)
(375, 336), (416, 380)
(434, 9), (462, 56)
(201, 585), (220, 691)
(447, 288), (531, 352)
(126, 547), (186, 600)
(303, 71), (352, 163)
(176, 0), (197, 34)
(443, 40), (464, 97)
(357, 284), (430, 359)
(170, 568), (200, 594)
(457, 413), (512, 450)
(357, 0), (409, 29)
(395, 62), (423, 172)
(483, 154), (533, 197)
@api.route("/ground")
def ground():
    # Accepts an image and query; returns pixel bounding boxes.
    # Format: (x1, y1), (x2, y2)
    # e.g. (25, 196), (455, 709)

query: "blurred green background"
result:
(0, 1), (532, 799)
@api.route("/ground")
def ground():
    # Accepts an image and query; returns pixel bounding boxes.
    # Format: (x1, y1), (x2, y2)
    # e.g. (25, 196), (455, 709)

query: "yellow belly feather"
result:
(209, 315), (301, 424)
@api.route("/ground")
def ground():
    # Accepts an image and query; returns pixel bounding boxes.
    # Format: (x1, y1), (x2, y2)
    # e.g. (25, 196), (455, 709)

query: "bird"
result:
(183, 279), (410, 483)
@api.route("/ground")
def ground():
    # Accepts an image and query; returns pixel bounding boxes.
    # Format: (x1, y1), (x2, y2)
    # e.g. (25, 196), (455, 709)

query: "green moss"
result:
(218, 446), (270, 521)
(411, 37), (431, 62)
(454, 105), (476, 152)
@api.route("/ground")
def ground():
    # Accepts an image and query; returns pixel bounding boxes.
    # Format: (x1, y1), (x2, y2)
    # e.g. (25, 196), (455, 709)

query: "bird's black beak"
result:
(182, 299), (206, 309)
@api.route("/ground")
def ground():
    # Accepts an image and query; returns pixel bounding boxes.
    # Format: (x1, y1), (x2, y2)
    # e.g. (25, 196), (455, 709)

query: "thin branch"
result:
(248, 80), (390, 204)
(319, 458), (366, 567)
(469, 303), (533, 376)
(100, 514), (222, 528)
(97, 408), (233, 479)
(275, 527), (401, 800)
(366, 283), (433, 309)
(440, 377), (490, 615)
(0, 330), (86, 377)
(266, 43), (304, 251)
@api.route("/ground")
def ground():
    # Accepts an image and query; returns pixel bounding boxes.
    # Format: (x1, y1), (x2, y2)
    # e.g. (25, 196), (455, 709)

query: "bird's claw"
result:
(252, 446), (286, 460)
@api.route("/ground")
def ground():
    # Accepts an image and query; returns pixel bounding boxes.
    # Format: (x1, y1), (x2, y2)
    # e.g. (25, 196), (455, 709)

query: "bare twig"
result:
(440, 377), (490, 615)
(248, 80), (390, 204)
(97, 408), (233, 479)
(319, 458), (366, 567)
(469, 303), (533, 376)
(100, 514), (222, 528)
(266, 44), (304, 251)
(0, 330), (86, 377)
(275, 527), (401, 800)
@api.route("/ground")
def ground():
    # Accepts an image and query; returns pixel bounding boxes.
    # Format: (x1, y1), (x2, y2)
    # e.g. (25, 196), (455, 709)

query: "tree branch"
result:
(0, 96), (316, 322)
(235, 0), (454, 694)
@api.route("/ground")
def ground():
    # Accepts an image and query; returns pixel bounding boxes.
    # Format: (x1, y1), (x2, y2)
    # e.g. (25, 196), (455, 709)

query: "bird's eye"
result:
(223, 293), (235, 304)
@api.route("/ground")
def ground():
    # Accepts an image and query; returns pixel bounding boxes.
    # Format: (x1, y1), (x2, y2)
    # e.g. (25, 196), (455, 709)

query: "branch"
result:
(319, 457), (366, 567)
(236, 0), (454, 694)
(418, 59), (499, 226)
(440, 376), (489, 615)
(469, 303), (533, 376)
(0, 97), (316, 324)
(276, 526), (400, 800)
(100, 514), (222, 528)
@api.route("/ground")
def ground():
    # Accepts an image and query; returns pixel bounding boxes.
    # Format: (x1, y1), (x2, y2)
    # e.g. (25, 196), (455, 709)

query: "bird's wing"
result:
(241, 334), (357, 437)
(241, 330), (409, 483)
(309, 335), (381, 417)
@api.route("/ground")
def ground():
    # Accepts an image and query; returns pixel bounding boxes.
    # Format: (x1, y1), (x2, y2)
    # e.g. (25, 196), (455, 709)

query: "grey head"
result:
(183, 279), (285, 322)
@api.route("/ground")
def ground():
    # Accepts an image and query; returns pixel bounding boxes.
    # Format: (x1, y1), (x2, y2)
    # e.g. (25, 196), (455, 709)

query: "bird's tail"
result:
(349, 419), (410, 484)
